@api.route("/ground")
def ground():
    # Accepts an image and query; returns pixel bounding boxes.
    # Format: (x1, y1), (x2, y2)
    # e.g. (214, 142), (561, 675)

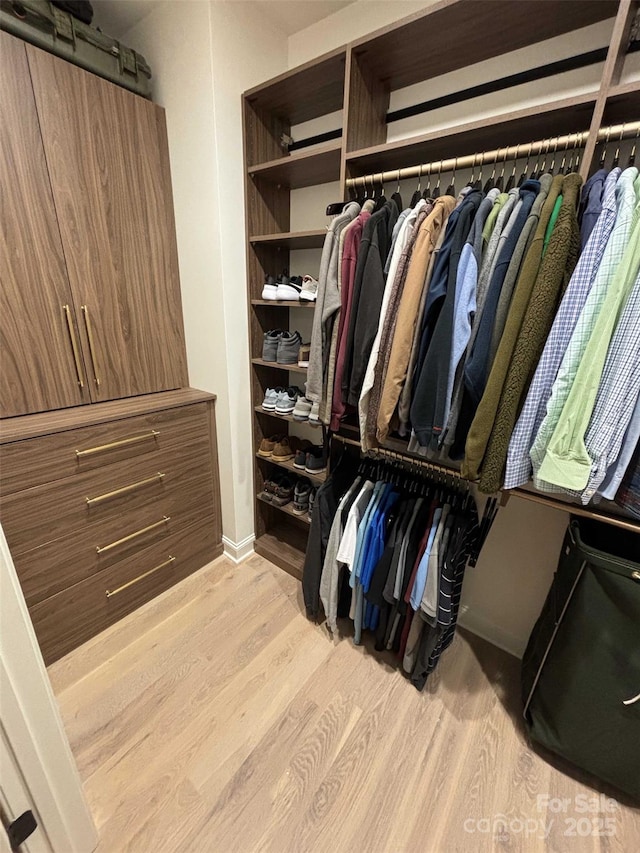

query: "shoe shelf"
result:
(251, 299), (316, 308)
(254, 406), (321, 427)
(251, 358), (307, 374)
(254, 524), (309, 581)
(249, 230), (327, 250)
(256, 493), (312, 525)
(247, 141), (342, 189)
(256, 452), (326, 486)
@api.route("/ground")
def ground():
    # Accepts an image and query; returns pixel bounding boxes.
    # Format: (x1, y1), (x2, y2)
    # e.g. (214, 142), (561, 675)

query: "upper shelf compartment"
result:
(248, 141), (342, 189)
(345, 92), (599, 175)
(350, 0), (618, 92)
(244, 47), (347, 125)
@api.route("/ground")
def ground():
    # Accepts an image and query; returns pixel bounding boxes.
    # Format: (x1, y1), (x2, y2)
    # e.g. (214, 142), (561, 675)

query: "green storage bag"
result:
(522, 517), (640, 800)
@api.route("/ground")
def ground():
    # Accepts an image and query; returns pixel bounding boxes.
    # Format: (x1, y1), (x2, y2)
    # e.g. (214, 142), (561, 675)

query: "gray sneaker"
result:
(300, 274), (318, 302)
(262, 330), (283, 362)
(292, 395), (312, 421)
(305, 446), (326, 474)
(276, 330), (302, 364)
(275, 386), (299, 415)
(262, 386), (283, 410)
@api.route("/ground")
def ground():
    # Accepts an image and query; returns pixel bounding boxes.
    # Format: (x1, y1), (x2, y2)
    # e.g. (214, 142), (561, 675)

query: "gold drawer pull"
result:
(86, 472), (165, 507)
(106, 556), (175, 598)
(63, 305), (85, 389)
(96, 516), (170, 555)
(81, 305), (100, 388)
(76, 430), (160, 458)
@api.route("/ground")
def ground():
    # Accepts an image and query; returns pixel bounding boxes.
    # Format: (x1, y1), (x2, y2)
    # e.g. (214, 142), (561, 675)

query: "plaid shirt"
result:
(575, 273), (640, 502)
(503, 168), (624, 489)
(537, 215), (640, 490)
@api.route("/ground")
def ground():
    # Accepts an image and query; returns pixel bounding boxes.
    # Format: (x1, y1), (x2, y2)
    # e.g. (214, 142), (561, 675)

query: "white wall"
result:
(123, 1), (288, 552)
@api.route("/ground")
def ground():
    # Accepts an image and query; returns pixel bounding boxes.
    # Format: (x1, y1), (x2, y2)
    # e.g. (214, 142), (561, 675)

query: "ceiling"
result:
(92, 0), (355, 40)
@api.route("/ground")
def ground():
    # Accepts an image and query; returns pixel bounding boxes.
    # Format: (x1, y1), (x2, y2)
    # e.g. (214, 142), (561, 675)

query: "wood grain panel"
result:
(343, 48), (389, 153)
(0, 388), (215, 444)
(0, 32), (89, 417)
(0, 402), (209, 495)
(30, 517), (221, 665)
(351, 0), (618, 91)
(13, 476), (214, 607)
(26, 44), (188, 402)
(248, 143), (342, 189)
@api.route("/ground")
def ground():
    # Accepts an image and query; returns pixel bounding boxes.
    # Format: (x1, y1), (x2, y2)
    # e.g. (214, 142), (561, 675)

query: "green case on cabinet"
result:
(0, 0), (152, 97)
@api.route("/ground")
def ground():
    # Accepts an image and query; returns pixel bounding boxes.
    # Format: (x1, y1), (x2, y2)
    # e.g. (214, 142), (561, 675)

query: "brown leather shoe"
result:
(257, 435), (282, 457)
(272, 436), (296, 461)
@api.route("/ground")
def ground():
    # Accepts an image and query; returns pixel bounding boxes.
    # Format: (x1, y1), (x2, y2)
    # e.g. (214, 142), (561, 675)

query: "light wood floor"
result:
(49, 554), (640, 853)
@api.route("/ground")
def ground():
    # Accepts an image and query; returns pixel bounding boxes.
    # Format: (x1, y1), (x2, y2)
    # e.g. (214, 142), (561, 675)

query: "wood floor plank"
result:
(49, 555), (640, 853)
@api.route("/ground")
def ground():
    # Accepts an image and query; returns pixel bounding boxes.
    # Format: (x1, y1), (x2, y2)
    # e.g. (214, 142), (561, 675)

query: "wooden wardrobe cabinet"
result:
(0, 32), (188, 417)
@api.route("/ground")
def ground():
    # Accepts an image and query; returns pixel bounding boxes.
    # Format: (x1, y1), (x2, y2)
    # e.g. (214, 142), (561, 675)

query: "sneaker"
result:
(260, 472), (285, 502)
(262, 330), (283, 362)
(275, 386), (299, 415)
(261, 275), (277, 300)
(293, 441), (312, 469)
(309, 400), (321, 424)
(276, 330), (302, 365)
(300, 274), (319, 302)
(262, 386), (284, 410)
(297, 344), (310, 368)
(308, 487), (317, 519)
(305, 445), (326, 474)
(293, 478), (312, 514)
(272, 436), (295, 461)
(257, 435), (281, 457)
(276, 273), (303, 301)
(272, 476), (295, 507)
(292, 395), (312, 421)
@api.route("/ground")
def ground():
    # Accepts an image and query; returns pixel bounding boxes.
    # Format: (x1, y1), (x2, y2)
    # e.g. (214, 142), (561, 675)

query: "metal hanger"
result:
(433, 159), (443, 198)
(483, 150), (497, 193)
(599, 126), (611, 169)
(445, 156), (457, 196)
(612, 123), (625, 168)
(410, 163), (423, 208)
(518, 142), (532, 186)
(495, 147), (508, 191)
(629, 126), (638, 166)
(505, 144), (519, 191)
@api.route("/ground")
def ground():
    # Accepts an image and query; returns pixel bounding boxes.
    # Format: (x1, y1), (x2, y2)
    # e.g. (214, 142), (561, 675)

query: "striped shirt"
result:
(503, 168), (623, 489)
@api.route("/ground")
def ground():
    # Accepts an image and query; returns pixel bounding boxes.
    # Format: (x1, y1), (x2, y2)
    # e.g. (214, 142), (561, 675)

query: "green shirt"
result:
(538, 211), (640, 489)
(482, 192), (509, 249)
(530, 168), (640, 490)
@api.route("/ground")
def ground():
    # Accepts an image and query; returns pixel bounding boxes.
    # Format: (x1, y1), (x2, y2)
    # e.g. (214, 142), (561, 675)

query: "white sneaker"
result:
(292, 396), (312, 421)
(261, 275), (277, 300)
(276, 274), (303, 301)
(309, 400), (321, 424)
(300, 275), (318, 302)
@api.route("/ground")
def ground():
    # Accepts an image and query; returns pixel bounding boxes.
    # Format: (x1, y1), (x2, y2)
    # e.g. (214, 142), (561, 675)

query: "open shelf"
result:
(350, 0), (616, 93)
(346, 92), (599, 174)
(252, 358), (307, 375)
(248, 142), (342, 189)
(256, 452), (326, 486)
(254, 406), (321, 428)
(256, 493), (312, 526)
(254, 525), (309, 581)
(604, 80), (640, 123)
(250, 230), (327, 250)
(244, 47), (346, 125)
(251, 299), (315, 308)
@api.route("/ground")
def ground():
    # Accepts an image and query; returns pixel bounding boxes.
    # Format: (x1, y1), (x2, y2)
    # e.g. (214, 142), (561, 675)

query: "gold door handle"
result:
(81, 305), (100, 388)
(86, 472), (165, 507)
(96, 516), (170, 554)
(76, 430), (160, 458)
(63, 305), (84, 389)
(106, 556), (175, 598)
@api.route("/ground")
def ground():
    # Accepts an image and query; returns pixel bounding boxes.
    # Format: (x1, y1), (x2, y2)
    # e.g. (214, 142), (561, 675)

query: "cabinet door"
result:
(0, 33), (89, 417)
(26, 45), (189, 403)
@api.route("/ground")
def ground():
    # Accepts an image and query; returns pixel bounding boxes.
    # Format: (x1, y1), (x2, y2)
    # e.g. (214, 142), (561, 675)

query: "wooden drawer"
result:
(10, 466), (215, 606)
(0, 402), (209, 495)
(1, 429), (211, 557)
(30, 517), (222, 665)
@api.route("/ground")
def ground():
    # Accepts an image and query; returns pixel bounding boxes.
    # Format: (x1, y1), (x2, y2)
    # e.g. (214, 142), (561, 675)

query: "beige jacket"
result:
(376, 196), (456, 443)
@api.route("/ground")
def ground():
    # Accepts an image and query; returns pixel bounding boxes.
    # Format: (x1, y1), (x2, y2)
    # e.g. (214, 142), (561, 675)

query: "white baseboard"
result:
(222, 534), (255, 564)
(458, 605), (526, 659)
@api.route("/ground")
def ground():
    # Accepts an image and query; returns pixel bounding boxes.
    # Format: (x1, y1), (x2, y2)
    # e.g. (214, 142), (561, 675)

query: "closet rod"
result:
(333, 434), (466, 481)
(345, 120), (640, 188)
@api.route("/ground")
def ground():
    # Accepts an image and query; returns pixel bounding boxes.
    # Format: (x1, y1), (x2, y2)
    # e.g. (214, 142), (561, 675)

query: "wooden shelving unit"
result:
(251, 358), (307, 375)
(244, 0), (639, 580)
(255, 452), (327, 486)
